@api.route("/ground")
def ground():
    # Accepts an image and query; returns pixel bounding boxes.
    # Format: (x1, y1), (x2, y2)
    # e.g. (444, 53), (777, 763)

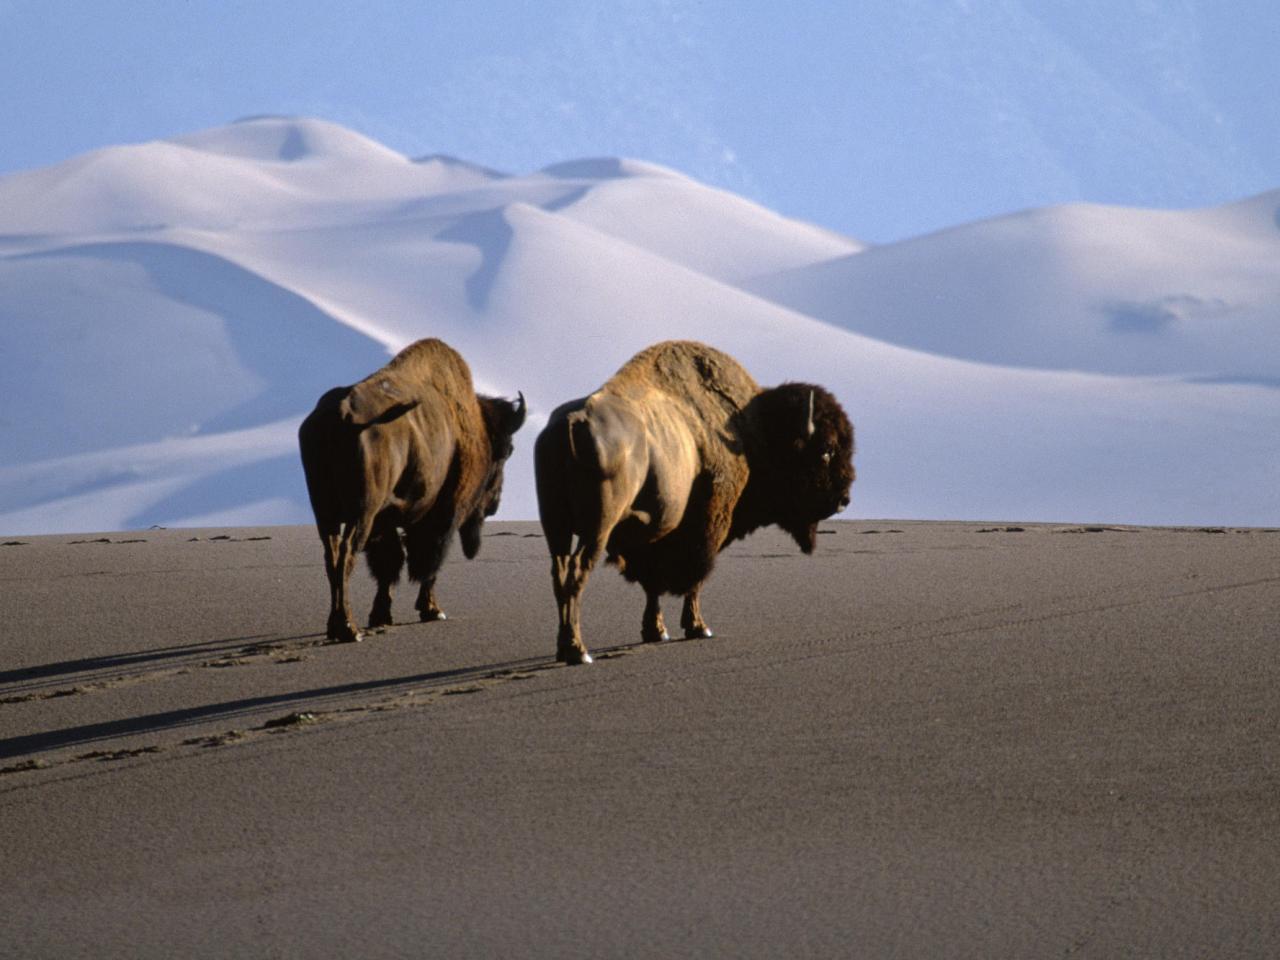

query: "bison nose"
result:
(838, 494), (851, 510)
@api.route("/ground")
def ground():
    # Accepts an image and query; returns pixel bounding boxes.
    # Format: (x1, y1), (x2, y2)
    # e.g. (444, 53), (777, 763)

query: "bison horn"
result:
(510, 391), (527, 431)
(806, 389), (815, 438)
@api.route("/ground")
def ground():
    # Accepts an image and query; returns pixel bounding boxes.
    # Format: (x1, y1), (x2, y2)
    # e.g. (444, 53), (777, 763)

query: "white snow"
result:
(1, 116), (1276, 534)
(744, 193), (1280, 381)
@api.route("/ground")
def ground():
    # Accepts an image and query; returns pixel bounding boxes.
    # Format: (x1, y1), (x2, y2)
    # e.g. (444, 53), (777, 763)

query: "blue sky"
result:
(2, 0), (1276, 242)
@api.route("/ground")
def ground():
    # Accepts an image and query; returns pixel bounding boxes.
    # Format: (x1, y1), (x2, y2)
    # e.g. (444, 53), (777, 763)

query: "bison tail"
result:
(340, 375), (421, 427)
(566, 408), (612, 476)
(565, 398), (640, 479)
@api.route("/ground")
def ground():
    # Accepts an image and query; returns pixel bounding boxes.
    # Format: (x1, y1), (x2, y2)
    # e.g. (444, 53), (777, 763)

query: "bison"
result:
(298, 338), (526, 643)
(535, 340), (854, 664)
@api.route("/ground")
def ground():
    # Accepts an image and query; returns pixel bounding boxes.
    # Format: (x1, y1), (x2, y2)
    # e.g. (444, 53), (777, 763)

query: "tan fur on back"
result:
(351, 338), (476, 412)
(346, 338), (487, 475)
(595, 340), (760, 474)
(373, 338), (476, 398)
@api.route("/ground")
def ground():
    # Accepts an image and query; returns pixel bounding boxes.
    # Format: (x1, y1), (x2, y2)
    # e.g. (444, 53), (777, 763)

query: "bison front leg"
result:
(680, 584), (714, 640)
(415, 578), (446, 621)
(405, 522), (452, 622)
(641, 588), (670, 643)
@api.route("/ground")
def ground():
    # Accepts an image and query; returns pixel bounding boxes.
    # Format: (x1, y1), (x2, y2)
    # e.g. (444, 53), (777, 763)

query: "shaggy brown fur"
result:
(299, 338), (525, 642)
(535, 340), (854, 664)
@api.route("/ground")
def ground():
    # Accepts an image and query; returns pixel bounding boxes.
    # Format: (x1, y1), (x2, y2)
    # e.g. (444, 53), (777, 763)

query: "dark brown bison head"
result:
(742, 382), (855, 553)
(460, 393), (527, 558)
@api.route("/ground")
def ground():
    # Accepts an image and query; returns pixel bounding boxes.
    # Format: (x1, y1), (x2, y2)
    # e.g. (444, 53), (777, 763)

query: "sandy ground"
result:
(1, 519), (1278, 958)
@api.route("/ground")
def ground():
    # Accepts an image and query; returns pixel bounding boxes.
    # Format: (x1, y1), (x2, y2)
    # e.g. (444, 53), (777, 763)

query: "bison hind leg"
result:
(552, 545), (600, 665)
(680, 584), (714, 640)
(641, 588), (670, 644)
(321, 522), (368, 644)
(327, 607), (362, 644)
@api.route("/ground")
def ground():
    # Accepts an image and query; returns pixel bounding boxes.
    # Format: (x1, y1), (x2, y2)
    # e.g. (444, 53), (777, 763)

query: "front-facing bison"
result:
(299, 338), (525, 643)
(535, 340), (854, 664)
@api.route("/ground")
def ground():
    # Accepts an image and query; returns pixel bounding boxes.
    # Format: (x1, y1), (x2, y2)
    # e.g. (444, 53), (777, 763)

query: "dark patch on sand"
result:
(0, 758), (49, 774)
(182, 730), (249, 749)
(188, 535), (273, 542)
(76, 746), (163, 762)
(1055, 526), (1136, 534)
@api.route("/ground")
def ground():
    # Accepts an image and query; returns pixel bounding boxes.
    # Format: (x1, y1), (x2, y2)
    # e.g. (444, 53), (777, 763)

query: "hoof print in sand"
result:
(76, 746), (162, 762)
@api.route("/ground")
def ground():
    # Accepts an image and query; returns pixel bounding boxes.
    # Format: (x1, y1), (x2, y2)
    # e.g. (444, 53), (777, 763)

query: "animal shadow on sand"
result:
(0, 634), (282, 698)
(0, 643), (647, 764)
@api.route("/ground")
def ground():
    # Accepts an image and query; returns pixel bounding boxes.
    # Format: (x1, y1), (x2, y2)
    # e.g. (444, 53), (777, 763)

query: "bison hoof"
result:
(420, 609), (447, 622)
(367, 613), (394, 630)
(684, 626), (714, 640)
(557, 647), (593, 666)
(642, 629), (671, 644)
(327, 616), (363, 644)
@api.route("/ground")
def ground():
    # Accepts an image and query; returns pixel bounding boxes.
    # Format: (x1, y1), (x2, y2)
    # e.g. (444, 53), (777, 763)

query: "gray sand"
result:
(2, 521), (1278, 957)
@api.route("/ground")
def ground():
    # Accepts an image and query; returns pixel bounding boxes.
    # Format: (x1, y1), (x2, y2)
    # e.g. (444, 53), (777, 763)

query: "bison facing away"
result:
(299, 338), (526, 643)
(535, 340), (854, 664)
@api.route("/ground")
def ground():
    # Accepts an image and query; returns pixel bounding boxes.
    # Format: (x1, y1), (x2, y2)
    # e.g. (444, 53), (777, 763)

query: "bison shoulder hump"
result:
(610, 341), (759, 416)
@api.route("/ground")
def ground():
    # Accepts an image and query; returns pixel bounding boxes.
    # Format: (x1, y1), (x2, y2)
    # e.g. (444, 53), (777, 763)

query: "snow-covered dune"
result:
(1, 117), (1276, 533)
(745, 191), (1280, 383)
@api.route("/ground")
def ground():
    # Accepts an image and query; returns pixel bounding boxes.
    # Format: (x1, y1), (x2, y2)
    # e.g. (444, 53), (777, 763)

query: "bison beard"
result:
(298, 338), (525, 643)
(535, 340), (854, 665)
